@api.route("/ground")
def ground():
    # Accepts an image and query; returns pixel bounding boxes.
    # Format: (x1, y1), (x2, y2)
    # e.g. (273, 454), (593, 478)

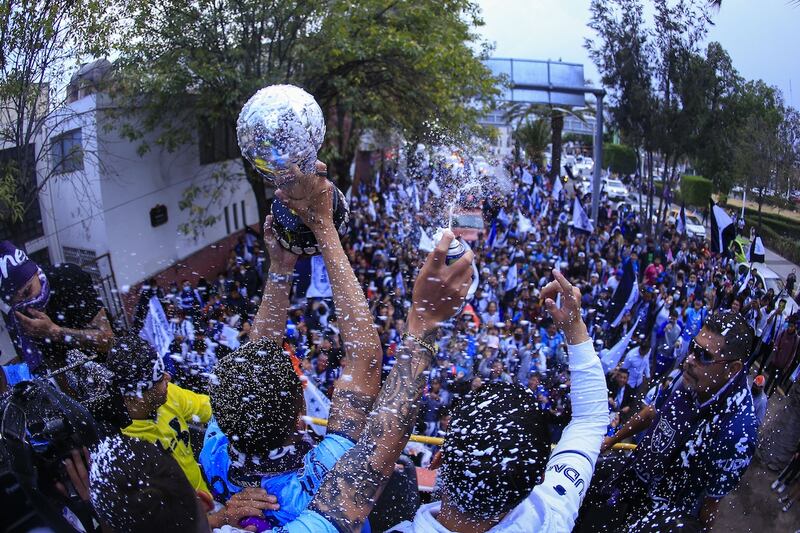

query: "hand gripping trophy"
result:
(237, 84), (349, 255)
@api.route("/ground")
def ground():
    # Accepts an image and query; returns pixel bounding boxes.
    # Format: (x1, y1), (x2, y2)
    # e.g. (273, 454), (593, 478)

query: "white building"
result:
(1, 61), (258, 362)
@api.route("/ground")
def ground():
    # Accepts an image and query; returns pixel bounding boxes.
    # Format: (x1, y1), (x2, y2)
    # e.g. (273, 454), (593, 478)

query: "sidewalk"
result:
(712, 392), (800, 532)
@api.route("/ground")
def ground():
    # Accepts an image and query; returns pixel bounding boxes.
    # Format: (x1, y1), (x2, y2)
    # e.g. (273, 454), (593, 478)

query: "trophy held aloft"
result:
(237, 84), (349, 255)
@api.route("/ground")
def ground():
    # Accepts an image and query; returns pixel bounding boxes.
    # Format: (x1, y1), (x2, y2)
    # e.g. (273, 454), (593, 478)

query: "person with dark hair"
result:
(199, 166), (384, 528)
(104, 335), (212, 496)
(91, 435), (202, 532)
(607, 368), (637, 423)
(90, 435), (278, 533)
(587, 311), (758, 531)
(0, 240), (114, 374)
(436, 381), (551, 522)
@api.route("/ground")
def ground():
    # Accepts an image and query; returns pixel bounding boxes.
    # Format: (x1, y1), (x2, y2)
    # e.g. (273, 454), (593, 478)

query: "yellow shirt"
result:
(123, 383), (212, 493)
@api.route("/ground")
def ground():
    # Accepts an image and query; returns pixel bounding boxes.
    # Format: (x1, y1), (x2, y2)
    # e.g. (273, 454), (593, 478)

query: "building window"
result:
(232, 202), (239, 230)
(224, 206), (231, 234)
(198, 117), (239, 165)
(51, 129), (83, 174)
(240, 200), (246, 227)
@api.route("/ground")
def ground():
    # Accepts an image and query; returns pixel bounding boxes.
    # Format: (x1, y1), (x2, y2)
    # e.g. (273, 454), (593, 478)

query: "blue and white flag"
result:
(427, 178), (442, 198)
(306, 255), (333, 298)
(552, 176), (563, 199)
(522, 169), (534, 185)
(367, 198), (377, 220)
(600, 315), (641, 374)
(497, 208), (511, 228)
(486, 219), (498, 249)
(374, 171), (381, 192)
(385, 193), (395, 217)
(505, 263), (519, 292)
(748, 235), (766, 263)
(139, 296), (174, 358)
(607, 260), (639, 328)
(676, 204), (687, 236)
(395, 271), (406, 297)
(571, 197), (594, 233)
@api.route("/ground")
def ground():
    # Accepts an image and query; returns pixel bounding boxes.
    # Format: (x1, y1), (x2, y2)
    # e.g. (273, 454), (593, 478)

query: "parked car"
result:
(603, 178), (628, 201)
(736, 261), (798, 317)
(667, 208), (706, 239)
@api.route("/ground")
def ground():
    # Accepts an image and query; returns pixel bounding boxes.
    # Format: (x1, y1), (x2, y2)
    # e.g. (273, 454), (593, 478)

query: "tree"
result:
(504, 102), (591, 178)
(513, 118), (550, 169)
(733, 81), (780, 229)
(0, 0), (116, 241)
(114, 0), (499, 234)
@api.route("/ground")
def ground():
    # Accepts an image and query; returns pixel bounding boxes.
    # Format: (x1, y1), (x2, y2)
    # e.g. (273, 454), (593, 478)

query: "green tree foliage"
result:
(113, 0), (499, 233)
(0, 0), (117, 239)
(504, 103), (591, 178)
(679, 174), (711, 207)
(603, 143), (637, 174)
(513, 118), (550, 170)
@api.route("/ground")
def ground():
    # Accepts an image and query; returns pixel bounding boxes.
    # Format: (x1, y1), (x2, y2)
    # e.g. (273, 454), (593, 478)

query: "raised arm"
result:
(302, 231), (474, 532)
(499, 270), (609, 532)
(276, 164), (383, 441)
(251, 215), (298, 343)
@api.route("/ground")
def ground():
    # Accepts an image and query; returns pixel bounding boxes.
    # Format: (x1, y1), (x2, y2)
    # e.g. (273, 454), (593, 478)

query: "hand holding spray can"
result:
(434, 228), (480, 314)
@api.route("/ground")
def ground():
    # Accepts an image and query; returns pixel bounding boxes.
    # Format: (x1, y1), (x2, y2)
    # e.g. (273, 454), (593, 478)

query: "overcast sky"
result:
(476, 0), (800, 110)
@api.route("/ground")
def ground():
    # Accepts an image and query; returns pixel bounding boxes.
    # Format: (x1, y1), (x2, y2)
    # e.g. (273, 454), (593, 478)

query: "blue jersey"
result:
(201, 419), (354, 526)
(630, 372), (757, 514)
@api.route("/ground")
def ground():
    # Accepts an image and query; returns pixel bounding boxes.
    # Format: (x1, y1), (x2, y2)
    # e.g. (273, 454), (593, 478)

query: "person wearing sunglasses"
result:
(580, 311), (758, 532)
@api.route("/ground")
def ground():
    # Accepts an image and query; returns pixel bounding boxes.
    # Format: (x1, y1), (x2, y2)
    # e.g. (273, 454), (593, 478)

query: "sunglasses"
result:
(688, 340), (734, 366)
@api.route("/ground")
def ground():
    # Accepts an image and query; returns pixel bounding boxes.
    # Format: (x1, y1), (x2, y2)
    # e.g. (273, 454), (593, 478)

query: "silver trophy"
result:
(237, 85), (349, 255)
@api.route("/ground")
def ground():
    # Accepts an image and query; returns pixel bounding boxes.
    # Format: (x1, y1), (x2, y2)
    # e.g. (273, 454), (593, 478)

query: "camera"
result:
(1, 380), (101, 532)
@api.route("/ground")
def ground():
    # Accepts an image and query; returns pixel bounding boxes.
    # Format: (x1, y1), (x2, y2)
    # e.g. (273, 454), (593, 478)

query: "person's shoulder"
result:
(43, 262), (92, 283)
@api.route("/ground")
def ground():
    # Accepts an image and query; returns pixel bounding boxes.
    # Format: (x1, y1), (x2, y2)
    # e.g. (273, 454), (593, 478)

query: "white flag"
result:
(505, 263), (519, 292)
(385, 193), (395, 217)
(374, 171), (381, 192)
(571, 197), (595, 233)
(367, 198), (377, 220)
(522, 169), (534, 185)
(306, 255), (333, 298)
(220, 324), (241, 350)
(139, 296), (174, 358)
(552, 176), (563, 199)
(600, 316), (641, 373)
(427, 178), (442, 197)
(517, 210), (533, 234)
(418, 228), (435, 252)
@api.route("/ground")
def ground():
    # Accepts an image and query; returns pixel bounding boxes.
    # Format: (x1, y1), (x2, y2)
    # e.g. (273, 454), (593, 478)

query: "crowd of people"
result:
(1, 151), (800, 532)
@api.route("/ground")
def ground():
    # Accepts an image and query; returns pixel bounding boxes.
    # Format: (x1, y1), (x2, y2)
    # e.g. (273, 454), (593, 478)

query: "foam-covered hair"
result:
(440, 382), (549, 520)
(210, 337), (303, 455)
(90, 435), (198, 532)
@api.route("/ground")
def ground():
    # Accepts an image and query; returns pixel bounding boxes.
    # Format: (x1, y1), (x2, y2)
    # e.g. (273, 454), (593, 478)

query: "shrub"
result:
(680, 175), (712, 207)
(655, 181), (682, 205)
(603, 143), (637, 175)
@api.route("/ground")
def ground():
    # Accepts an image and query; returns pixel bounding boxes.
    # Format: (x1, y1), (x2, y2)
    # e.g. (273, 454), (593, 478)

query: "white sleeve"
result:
(521, 340), (609, 531)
